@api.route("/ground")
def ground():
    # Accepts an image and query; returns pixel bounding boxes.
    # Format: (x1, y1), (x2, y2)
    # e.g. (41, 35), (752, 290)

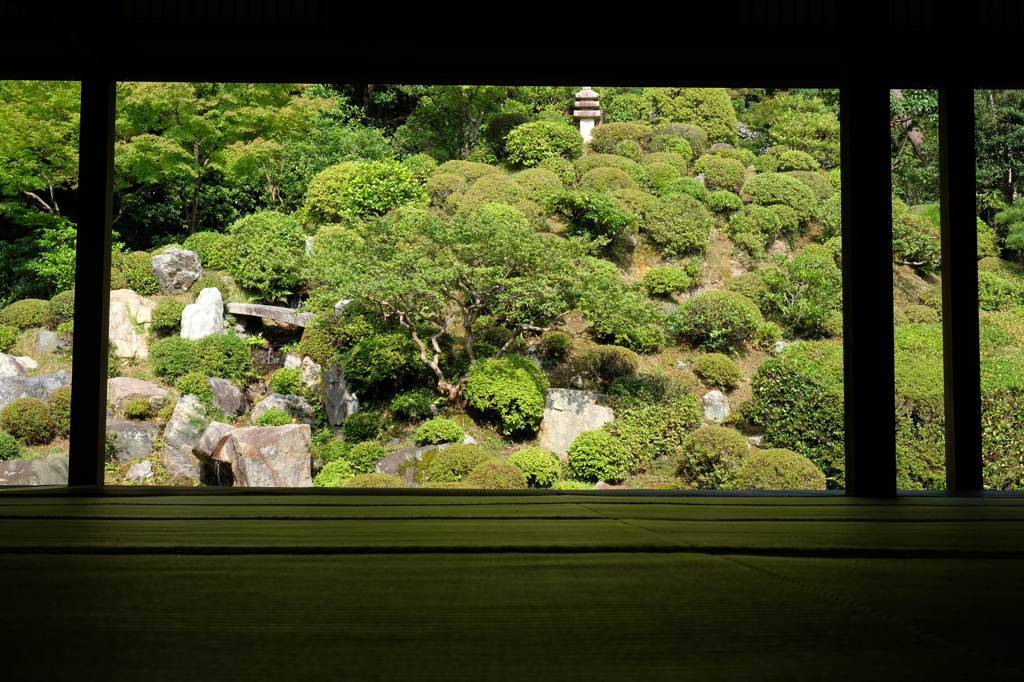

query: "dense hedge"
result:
(304, 160), (427, 222)
(741, 173), (817, 222)
(694, 155), (747, 193)
(0, 298), (50, 329)
(183, 231), (235, 271)
(669, 291), (761, 353)
(588, 122), (652, 154)
(675, 426), (749, 488)
(643, 263), (701, 295)
(0, 397), (54, 445)
(0, 431), (19, 461)
(465, 355), (549, 435)
(227, 211), (306, 302)
(567, 429), (630, 483)
(465, 460), (528, 489)
(48, 385), (72, 438)
(730, 448), (826, 490)
(693, 353), (743, 390)
(641, 193), (713, 258)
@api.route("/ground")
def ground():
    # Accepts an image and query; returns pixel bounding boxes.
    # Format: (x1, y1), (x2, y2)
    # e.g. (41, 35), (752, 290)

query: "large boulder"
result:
(230, 424), (312, 487)
(537, 389), (615, 460)
(375, 444), (448, 487)
(105, 419), (159, 463)
(180, 287), (224, 340)
(107, 377), (169, 416)
(0, 453), (68, 486)
(151, 247), (201, 293)
(160, 395), (208, 481)
(323, 362), (358, 429)
(0, 354), (38, 377)
(251, 393), (316, 427)
(34, 330), (64, 354)
(0, 370), (70, 411)
(109, 289), (156, 359)
(208, 377), (247, 417)
(193, 422), (239, 466)
(701, 390), (731, 424)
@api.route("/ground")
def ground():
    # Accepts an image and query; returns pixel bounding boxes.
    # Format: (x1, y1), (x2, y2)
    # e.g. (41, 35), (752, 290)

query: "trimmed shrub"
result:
(484, 112), (531, 157)
(644, 88), (738, 144)
(316, 439), (351, 466)
(573, 154), (648, 188)
(505, 121), (584, 168)
(641, 152), (689, 175)
(978, 271), (1021, 311)
(401, 152), (438, 184)
(342, 412), (382, 442)
(194, 333), (251, 383)
(748, 341), (845, 487)
(313, 459), (355, 487)
(578, 345), (639, 384)
(256, 408), (293, 426)
(414, 417), (465, 446)
(641, 194), (714, 258)
(425, 444), (493, 483)
(0, 397), (54, 445)
(456, 174), (532, 217)
(537, 156), (575, 187)
(604, 394), (703, 469)
(693, 353), (743, 390)
(150, 299), (186, 337)
(694, 155), (747, 193)
(183, 231), (235, 271)
(603, 92), (651, 124)
(540, 330), (573, 361)
(426, 173), (467, 208)
(652, 123), (707, 157)
(657, 177), (706, 201)
(509, 447), (563, 488)
(343, 333), (421, 392)
(465, 355), (549, 435)
(343, 473), (409, 488)
(110, 251), (160, 296)
(607, 373), (691, 408)
(0, 431), (19, 461)
(753, 154), (780, 173)
(643, 264), (701, 296)
(588, 122), (652, 154)
(579, 167), (638, 192)
(124, 398), (152, 421)
(819, 193), (843, 241)
(390, 389), (435, 421)
(776, 150), (820, 172)
(48, 385), (72, 438)
(706, 190), (744, 212)
(47, 289), (75, 330)
(550, 479), (593, 490)
(269, 367), (303, 396)
(465, 460), (528, 489)
(669, 291), (761, 353)
(514, 168), (563, 205)
(434, 160), (500, 184)
(741, 173), (817, 222)
(759, 246), (843, 338)
(150, 337), (199, 381)
(299, 312), (374, 366)
(227, 211), (305, 302)
(547, 191), (638, 239)
(175, 372), (214, 402)
(785, 170), (835, 202)
(347, 441), (386, 474)
(730, 448), (826, 490)
(305, 160), (427, 222)
(727, 205), (781, 257)
(0, 298), (50, 330)
(752, 321), (783, 351)
(643, 162), (683, 194)
(675, 426), (749, 488)
(0, 325), (17, 353)
(614, 139), (644, 163)
(609, 188), (657, 216)
(567, 429), (630, 483)
(903, 305), (940, 325)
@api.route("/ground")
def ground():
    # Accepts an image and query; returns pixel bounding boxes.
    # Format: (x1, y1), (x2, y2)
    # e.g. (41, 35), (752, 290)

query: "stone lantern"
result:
(573, 86), (602, 143)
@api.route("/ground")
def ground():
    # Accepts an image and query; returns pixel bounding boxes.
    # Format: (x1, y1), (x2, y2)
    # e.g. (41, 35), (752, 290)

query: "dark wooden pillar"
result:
(939, 84), (983, 492)
(67, 75), (114, 487)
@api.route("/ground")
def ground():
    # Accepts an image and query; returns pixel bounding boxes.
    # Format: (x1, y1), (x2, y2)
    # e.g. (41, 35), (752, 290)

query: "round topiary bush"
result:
(47, 289), (75, 330)
(305, 160), (427, 222)
(741, 173), (817, 222)
(504, 120), (584, 168)
(640, 193), (714, 258)
(540, 330), (573, 361)
(342, 473), (409, 488)
(389, 389), (434, 421)
(588, 122), (652, 154)
(175, 372), (214, 402)
(150, 337), (199, 381)
(343, 332), (421, 392)
(752, 321), (783, 351)
(693, 353), (743, 390)
(464, 355), (549, 435)
(347, 441), (386, 474)
(269, 367), (303, 396)
(110, 251), (160, 295)
(342, 412), (382, 442)
(401, 152), (438, 183)
(643, 264), (701, 296)
(603, 394), (703, 469)
(424, 444), (493, 483)
(413, 417), (465, 446)
(578, 345), (640, 384)
(484, 112), (532, 157)
(124, 398), (152, 421)
(514, 168), (563, 205)
(573, 154), (649, 188)
(652, 123), (707, 157)
(256, 408), (293, 426)
(579, 167), (639, 193)
(537, 156), (575, 187)
(426, 173), (467, 209)
(567, 429), (630, 483)
(0, 325), (18, 353)
(657, 176), (706, 201)
(464, 460), (528, 489)
(903, 304), (940, 325)
(675, 425), (749, 488)
(454, 174), (531, 218)
(183, 231), (235, 271)
(695, 155), (748, 193)
(0, 430), (19, 461)
(0, 397), (55, 445)
(642, 162), (683, 194)
(316, 439), (351, 466)
(705, 190), (744, 213)
(785, 170), (835, 202)
(434, 160), (500, 184)
(508, 447), (563, 488)
(150, 299), (186, 338)
(194, 334), (251, 383)
(669, 291), (762, 353)
(729, 448), (826, 490)
(313, 459), (355, 487)
(47, 385), (72, 438)
(299, 312), (373, 366)
(614, 139), (645, 163)
(0, 299), (50, 330)
(227, 211), (306, 302)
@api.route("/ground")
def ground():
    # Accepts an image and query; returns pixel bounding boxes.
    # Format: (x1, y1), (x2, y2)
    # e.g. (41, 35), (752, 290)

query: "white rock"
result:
(181, 287), (225, 340)
(701, 390), (731, 424)
(109, 289), (156, 359)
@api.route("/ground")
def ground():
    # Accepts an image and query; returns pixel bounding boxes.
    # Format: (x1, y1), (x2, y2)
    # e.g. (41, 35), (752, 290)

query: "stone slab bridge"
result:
(225, 303), (315, 327)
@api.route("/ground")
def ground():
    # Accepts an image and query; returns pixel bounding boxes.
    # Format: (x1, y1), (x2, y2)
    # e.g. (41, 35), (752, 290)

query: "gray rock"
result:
(107, 377), (169, 416)
(772, 340), (789, 355)
(125, 460), (154, 483)
(251, 392), (316, 427)
(701, 390), (731, 424)
(180, 287), (224, 340)
(109, 289), (156, 359)
(626, 235), (640, 248)
(747, 434), (767, 447)
(708, 142), (735, 150)
(193, 422), (238, 465)
(462, 434), (477, 445)
(323, 363), (358, 429)
(230, 424), (312, 487)
(151, 247), (201, 293)
(34, 330), (63, 354)
(161, 395), (208, 482)
(569, 375), (584, 389)
(208, 377), (247, 416)
(664, 305), (678, 313)
(283, 352), (302, 369)
(0, 370), (70, 411)
(537, 389), (615, 460)
(105, 419), (158, 463)
(673, 361), (688, 369)
(0, 354), (36, 377)
(300, 357), (322, 391)
(0, 453), (68, 486)
(375, 444), (450, 486)
(594, 481), (615, 490)
(334, 299), (352, 315)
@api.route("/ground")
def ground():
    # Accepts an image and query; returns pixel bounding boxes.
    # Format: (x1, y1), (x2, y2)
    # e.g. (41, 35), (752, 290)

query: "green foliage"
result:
(183, 231), (235, 271)
(604, 394), (703, 470)
(269, 367), (303, 395)
(741, 173), (817, 222)
(643, 264), (701, 295)
(893, 323), (946, 490)
(313, 459), (355, 487)
(504, 121), (583, 168)
(0, 431), (19, 461)
(433, 160), (499, 184)
(752, 154), (779, 173)
(818, 193), (843, 241)
(641, 193), (714, 258)
(484, 112), (531, 158)
(547, 191), (638, 239)
(785, 170), (834, 202)
(748, 341), (845, 487)
(607, 373), (691, 408)
(298, 311), (373, 366)
(465, 460), (528, 489)
(423, 444), (492, 483)
(47, 385), (72, 438)
(343, 333), (421, 392)
(588, 123), (652, 154)
(413, 417), (465, 446)
(694, 155), (747, 193)
(727, 205), (780, 257)
(579, 167), (638, 193)
(514, 168), (563, 205)
(675, 426), (749, 489)
(669, 291), (761, 353)
(573, 154), (648, 188)
(342, 411), (383, 442)
(0, 298), (49, 330)
(706, 190), (744, 212)
(347, 441), (386, 474)
(227, 211), (305, 301)
(550, 479), (593, 490)
(110, 251), (160, 295)
(760, 246), (843, 337)
(343, 473), (409, 488)
(567, 429), (630, 483)
(652, 123), (707, 157)
(693, 353), (743, 390)
(426, 173), (467, 209)
(577, 345), (640, 384)
(776, 150), (819, 172)
(150, 337), (199, 381)
(641, 162), (682, 194)
(150, 299), (186, 337)
(47, 289), (75, 330)
(175, 372), (214, 402)
(455, 174), (533, 218)
(657, 177), (706, 201)
(464, 355), (549, 435)
(730, 448), (826, 490)
(752, 321), (783, 351)
(902, 305), (940, 325)
(508, 447), (563, 488)
(978, 271), (1021, 311)
(0, 325), (17, 353)
(124, 398), (152, 421)
(608, 188), (657, 216)
(614, 139), (644, 163)
(194, 333), (251, 383)
(304, 160), (427, 222)
(389, 389), (434, 421)
(645, 88), (739, 144)
(537, 156), (575, 187)
(540, 330), (573, 361)
(256, 408), (293, 426)
(891, 198), (941, 272)
(602, 92), (650, 123)
(0, 397), (54, 445)
(401, 153), (438, 184)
